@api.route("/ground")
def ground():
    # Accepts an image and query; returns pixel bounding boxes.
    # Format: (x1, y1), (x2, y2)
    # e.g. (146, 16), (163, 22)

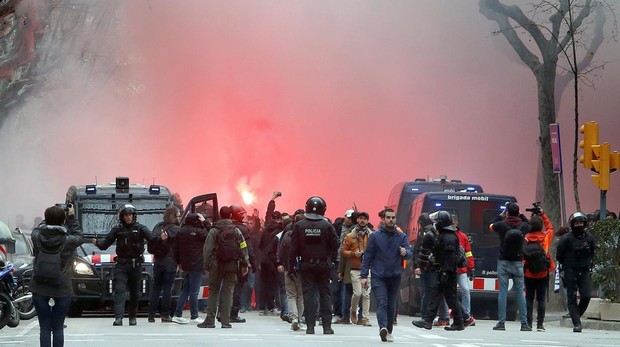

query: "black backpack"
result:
(502, 226), (524, 261)
(34, 239), (65, 286)
(523, 241), (550, 273)
(216, 225), (243, 262)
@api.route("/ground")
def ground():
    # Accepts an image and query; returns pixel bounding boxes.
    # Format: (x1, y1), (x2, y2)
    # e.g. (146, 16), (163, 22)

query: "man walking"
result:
(361, 208), (412, 342)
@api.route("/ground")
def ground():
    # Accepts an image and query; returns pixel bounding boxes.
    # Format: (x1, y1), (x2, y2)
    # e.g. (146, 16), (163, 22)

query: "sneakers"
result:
(113, 318), (122, 326)
(433, 319), (448, 327)
(161, 316), (172, 323)
(464, 316), (476, 327)
(230, 316), (246, 323)
(291, 321), (300, 331)
(129, 317), (137, 326)
(357, 318), (372, 326)
(573, 324), (582, 333)
(335, 316), (351, 324)
(221, 323), (232, 328)
(493, 322), (505, 331)
(380, 327), (388, 342)
(350, 311), (358, 325)
(536, 323), (546, 332)
(148, 317), (155, 323)
(386, 333), (394, 342)
(521, 323), (532, 331)
(191, 317), (204, 324)
(172, 316), (190, 324)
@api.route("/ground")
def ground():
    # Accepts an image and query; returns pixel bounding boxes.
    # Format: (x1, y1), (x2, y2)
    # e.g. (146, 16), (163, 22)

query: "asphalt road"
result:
(1, 311), (619, 347)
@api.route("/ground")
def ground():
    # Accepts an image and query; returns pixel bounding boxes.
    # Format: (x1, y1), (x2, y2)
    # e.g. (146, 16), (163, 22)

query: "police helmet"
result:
(435, 210), (456, 231)
(418, 212), (433, 227)
(118, 204), (137, 224)
(305, 196), (326, 220)
(229, 205), (247, 222)
(569, 212), (588, 228)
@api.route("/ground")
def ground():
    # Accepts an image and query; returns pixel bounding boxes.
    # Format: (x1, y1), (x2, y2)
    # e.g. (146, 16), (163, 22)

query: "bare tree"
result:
(479, 0), (615, 228)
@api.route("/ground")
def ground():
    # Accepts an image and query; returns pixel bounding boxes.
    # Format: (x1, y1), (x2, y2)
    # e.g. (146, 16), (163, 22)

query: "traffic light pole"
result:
(600, 190), (607, 220)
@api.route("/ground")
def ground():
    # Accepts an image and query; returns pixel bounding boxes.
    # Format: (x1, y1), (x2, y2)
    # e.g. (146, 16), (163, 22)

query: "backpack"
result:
(216, 225), (243, 262)
(523, 241), (550, 273)
(502, 226), (524, 261)
(34, 239), (65, 286)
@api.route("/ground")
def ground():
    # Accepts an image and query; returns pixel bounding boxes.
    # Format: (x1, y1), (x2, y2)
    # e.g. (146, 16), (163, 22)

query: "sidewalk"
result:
(545, 311), (620, 331)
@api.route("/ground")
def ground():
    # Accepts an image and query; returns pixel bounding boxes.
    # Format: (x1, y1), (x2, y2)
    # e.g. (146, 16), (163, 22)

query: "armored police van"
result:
(63, 177), (217, 316)
(398, 191), (518, 320)
(386, 177), (483, 231)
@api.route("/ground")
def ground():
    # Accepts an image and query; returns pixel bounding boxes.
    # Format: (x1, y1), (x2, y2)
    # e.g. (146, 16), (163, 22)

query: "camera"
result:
(525, 201), (542, 215)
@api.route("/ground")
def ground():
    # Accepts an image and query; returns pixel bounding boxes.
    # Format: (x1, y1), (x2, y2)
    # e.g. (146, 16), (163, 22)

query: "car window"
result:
(10, 230), (32, 256)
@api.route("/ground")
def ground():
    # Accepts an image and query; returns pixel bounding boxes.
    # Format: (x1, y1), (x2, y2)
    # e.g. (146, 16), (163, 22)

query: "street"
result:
(1, 311), (619, 347)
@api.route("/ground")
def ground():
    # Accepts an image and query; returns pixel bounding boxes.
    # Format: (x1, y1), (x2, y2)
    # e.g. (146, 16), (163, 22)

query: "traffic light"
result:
(591, 143), (610, 190)
(579, 121), (599, 169)
(611, 151), (620, 172)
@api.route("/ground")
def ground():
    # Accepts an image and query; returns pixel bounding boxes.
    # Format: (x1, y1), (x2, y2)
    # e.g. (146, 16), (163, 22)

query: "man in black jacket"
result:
(148, 206), (181, 323)
(93, 204), (167, 326)
(228, 204), (255, 323)
(171, 213), (209, 324)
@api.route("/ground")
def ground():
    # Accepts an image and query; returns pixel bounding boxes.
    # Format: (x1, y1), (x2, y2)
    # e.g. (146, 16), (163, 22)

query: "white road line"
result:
(16, 320), (38, 337)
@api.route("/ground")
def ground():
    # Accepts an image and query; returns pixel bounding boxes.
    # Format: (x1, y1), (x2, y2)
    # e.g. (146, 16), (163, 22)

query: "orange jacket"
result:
(341, 227), (371, 270)
(523, 213), (555, 278)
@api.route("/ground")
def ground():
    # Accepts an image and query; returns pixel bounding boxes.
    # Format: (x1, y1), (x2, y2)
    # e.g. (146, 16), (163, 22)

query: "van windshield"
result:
(78, 201), (168, 234)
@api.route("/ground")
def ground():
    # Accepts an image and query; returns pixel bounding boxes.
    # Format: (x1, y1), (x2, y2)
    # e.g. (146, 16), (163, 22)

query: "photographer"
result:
(341, 212), (373, 326)
(523, 204), (554, 331)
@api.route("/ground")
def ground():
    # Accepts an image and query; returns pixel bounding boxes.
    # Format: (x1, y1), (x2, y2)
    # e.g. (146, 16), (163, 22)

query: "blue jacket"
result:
(361, 226), (412, 279)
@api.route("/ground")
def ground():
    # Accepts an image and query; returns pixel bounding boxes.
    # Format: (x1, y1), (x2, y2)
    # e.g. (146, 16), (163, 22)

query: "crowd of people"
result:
(18, 195), (619, 345)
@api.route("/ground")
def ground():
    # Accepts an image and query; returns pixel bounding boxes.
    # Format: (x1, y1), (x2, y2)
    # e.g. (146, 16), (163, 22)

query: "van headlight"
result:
(74, 259), (95, 276)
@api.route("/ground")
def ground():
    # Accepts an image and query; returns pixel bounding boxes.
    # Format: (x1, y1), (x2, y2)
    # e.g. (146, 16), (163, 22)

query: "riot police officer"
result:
(228, 204), (256, 323)
(556, 212), (596, 333)
(93, 204), (167, 326)
(288, 196), (339, 335)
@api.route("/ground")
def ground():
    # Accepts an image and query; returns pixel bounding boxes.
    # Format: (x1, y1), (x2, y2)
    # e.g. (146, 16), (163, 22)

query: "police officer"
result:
(556, 212), (596, 333)
(93, 204), (167, 326)
(288, 196), (339, 335)
(228, 204), (256, 323)
(413, 211), (464, 331)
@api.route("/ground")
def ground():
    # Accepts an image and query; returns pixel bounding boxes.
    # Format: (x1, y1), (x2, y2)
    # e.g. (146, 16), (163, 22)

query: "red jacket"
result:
(523, 213), (555, 279)
(456, 229), (474, 274)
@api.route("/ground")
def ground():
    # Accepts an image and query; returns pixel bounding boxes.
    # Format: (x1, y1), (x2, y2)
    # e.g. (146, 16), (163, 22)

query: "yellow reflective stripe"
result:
(465, 251), (473, 257)
(239, 241), (247, 249)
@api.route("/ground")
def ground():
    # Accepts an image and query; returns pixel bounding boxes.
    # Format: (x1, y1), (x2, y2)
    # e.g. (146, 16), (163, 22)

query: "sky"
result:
(1, 0), (619, 228)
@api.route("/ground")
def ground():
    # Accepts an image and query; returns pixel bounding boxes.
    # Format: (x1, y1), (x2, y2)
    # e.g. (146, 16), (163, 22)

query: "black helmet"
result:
(230, 205), (247, 222)
(305, 196), (326, 220)
(435, 210), (455, 231)
(569, 212), (588, 228)
(418, 212), (433, 227)
(118, 204), (137, 225)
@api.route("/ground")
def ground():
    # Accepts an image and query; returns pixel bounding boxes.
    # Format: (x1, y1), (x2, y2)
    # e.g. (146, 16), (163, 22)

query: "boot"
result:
(306, 325), (315, 334)
(129, 317), (137, 326)
(113, 318), (123, 326)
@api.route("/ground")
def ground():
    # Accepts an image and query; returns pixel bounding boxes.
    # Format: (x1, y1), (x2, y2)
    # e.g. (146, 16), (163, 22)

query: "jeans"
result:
(148, 262), (177, 318)
(371, 276), (400, 333)
(241, 270), (255, 310)
(457, 272), (471, 318)
(32, 294), (72, 347)
(497, 260), (527, 324)
(341, 283), (353, 318)
(331, 262), (342, 316)
(173, 270), (203, 319)
(421, 271), (448, 320)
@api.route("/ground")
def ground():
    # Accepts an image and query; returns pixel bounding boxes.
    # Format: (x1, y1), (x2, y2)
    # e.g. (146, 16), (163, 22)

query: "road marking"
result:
(16, 320), (38, 337)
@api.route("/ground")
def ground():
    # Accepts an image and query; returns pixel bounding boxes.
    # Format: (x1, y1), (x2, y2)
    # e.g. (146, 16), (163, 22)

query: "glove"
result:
(468, 269), (475, 281)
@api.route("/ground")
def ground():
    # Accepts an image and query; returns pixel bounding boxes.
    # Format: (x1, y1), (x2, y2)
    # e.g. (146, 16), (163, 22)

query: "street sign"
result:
(550, 123), (562, 173)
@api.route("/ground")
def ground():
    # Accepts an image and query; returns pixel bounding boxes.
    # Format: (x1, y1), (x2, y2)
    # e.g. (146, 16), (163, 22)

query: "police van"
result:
(398, 191), (518, 320)
(64, 177), (217, 316)
(386, 177), (483, 231)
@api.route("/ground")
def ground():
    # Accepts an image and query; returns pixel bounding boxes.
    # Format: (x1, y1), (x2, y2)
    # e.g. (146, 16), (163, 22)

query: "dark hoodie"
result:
(29, 216), (83, 297)
(174, 214), (208, 272)
(490, 215), (531, 261)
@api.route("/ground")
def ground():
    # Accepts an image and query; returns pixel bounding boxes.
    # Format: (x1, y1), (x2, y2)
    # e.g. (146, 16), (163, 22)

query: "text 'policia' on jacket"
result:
(61, 177), (185, 317)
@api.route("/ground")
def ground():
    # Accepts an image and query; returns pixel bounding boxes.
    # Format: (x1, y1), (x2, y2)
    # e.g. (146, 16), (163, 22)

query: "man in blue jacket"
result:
(360, 208), (412, 343)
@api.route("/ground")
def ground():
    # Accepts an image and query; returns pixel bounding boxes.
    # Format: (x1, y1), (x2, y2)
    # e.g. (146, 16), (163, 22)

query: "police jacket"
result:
(150, 221), (179, 267)
(203, 219), (250, 273)
(96, 221), (158, 262)
(556, 230), (596, 271)
(288, 217), (339, 271)
(433, 227), (460, 272)
(361, 226), (412, 279)
(413, 225), (437, 272)
(29, 216), (83, 297)
(233, 220), (255, 271)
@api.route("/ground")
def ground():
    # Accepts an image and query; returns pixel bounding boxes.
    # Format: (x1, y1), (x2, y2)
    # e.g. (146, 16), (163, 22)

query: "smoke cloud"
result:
(1, 0), (619, 228)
